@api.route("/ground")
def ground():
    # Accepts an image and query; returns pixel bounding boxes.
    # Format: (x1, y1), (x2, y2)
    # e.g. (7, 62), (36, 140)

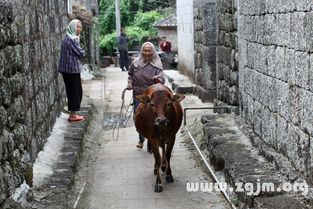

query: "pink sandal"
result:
(68, 115), (85, 122)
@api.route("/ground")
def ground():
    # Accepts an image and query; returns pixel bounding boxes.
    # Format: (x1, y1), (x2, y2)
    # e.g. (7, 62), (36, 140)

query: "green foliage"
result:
(120, 0), (132, 27)
(99, 0), (115, 34)
(98, 0), (174, 35)
(99, 10), (163, 55)
(125, 26), (151, 48)
(99, 0), (141, 35)
(100, 32), (117, 55)
(141, 0), (176, 12)
(133, 11), (163, 31)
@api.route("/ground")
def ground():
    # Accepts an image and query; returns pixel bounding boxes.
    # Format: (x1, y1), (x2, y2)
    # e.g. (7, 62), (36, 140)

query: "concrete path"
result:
(74, 66), (229, 209)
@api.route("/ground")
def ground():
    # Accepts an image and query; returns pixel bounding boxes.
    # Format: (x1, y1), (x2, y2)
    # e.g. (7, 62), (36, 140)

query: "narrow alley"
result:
(2, 0), (313, 208)
(70, 66), (230, 209)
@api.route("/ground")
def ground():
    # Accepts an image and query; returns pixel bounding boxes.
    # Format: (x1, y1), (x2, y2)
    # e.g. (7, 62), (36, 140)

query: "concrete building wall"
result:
(0, 0), (68, 205)
(177, 0), (195, 80)
(238, 0), (313, 181)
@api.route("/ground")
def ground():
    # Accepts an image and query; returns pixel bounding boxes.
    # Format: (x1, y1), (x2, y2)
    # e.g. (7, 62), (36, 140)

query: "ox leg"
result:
(165, 138), (175, 183)
(161, 145), (166, 173)
(147, 140), (152, 154)
(152, 145), (163, 192)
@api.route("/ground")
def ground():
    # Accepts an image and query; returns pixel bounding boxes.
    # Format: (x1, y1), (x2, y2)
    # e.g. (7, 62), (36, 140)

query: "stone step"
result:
(200, 114), (309, 208)
(33, 106), (93, 209)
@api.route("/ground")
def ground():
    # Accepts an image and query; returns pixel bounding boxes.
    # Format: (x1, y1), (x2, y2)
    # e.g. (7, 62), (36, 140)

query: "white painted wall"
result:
(177, 0), (195, 79)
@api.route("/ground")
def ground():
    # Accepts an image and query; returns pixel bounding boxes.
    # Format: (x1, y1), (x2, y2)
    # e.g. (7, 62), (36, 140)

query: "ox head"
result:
(136, 91), (185, 128)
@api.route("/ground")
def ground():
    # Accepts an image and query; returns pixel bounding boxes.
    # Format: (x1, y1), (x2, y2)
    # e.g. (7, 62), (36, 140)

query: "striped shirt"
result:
(58, 35), (85, 74)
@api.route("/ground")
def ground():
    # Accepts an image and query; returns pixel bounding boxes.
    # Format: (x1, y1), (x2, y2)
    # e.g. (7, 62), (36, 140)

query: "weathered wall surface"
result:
(194, 2), (217, 101)
(194, 0), (211, 7)
(0, 0), (68, 205)
(73, 0), (100, 66)
(238, 0), (313, 182)
(177, 0), (195, 80)
(216, 0), (239, 107)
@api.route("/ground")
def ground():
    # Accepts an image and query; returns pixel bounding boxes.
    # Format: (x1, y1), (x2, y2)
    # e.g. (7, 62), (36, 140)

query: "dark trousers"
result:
(62, 73), (82, 112)
(119, 50), (129, 71)
(133, 97), (145, 143)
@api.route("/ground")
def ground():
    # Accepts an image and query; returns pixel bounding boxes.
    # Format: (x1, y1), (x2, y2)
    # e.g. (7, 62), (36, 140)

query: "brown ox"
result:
(134, 83), (185, 192)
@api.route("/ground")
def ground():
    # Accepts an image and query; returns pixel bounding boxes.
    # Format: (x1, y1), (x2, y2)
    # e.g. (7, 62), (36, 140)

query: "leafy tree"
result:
(99, 0), (169, 55)
(99, 0), (115, 34)
(133, 11), (162, 31)
(141, 0), (176, 11)
(99, 32), (117, 55)
(99, 0), (173, 34)
(99, 0), (142, 35)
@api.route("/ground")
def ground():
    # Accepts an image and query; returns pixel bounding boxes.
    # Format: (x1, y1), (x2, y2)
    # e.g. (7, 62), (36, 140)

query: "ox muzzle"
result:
(154, 116), (169, 128)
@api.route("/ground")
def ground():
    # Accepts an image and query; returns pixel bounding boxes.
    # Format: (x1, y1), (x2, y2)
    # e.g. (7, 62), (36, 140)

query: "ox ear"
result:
(136, 95), (151, 104)
(172, 94), (185, 103)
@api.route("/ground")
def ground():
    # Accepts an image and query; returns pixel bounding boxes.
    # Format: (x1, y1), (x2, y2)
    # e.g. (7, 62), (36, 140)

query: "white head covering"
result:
(66, 19), (81, 42)
(133, 42), (163, 70)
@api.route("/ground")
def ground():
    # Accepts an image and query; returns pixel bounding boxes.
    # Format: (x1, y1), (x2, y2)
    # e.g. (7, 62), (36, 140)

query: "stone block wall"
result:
(0, 0), (68, 206)
(194, 2), (217, 101)
(238, 0), (313, 182)
(216, 0), (239, 106)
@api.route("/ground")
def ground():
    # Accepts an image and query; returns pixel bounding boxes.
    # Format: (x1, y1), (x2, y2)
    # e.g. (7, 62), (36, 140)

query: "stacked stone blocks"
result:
(194, 2), (217, 101)
(0, 0), (68, 206)
(216, 0), (239, 106)
(238, 0), (313, 182)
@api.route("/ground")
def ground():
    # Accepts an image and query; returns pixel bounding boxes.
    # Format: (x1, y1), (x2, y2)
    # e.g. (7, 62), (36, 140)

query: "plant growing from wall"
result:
(71, 3), (93, 27)
(71, 3), (93, 63)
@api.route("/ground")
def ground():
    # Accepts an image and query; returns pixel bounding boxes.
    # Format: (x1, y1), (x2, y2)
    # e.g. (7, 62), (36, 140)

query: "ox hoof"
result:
(166, 175), (174, 183)
(161, 166), (166, 173)
(154, 184), (163, 193)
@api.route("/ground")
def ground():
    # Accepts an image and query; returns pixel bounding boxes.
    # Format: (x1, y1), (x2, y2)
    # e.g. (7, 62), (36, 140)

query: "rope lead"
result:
(112, 88), (133, 141)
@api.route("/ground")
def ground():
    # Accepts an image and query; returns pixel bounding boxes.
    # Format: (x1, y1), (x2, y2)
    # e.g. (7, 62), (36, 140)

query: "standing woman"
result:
(127, 42), (165, 149)
(59, 19), (86, 122)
